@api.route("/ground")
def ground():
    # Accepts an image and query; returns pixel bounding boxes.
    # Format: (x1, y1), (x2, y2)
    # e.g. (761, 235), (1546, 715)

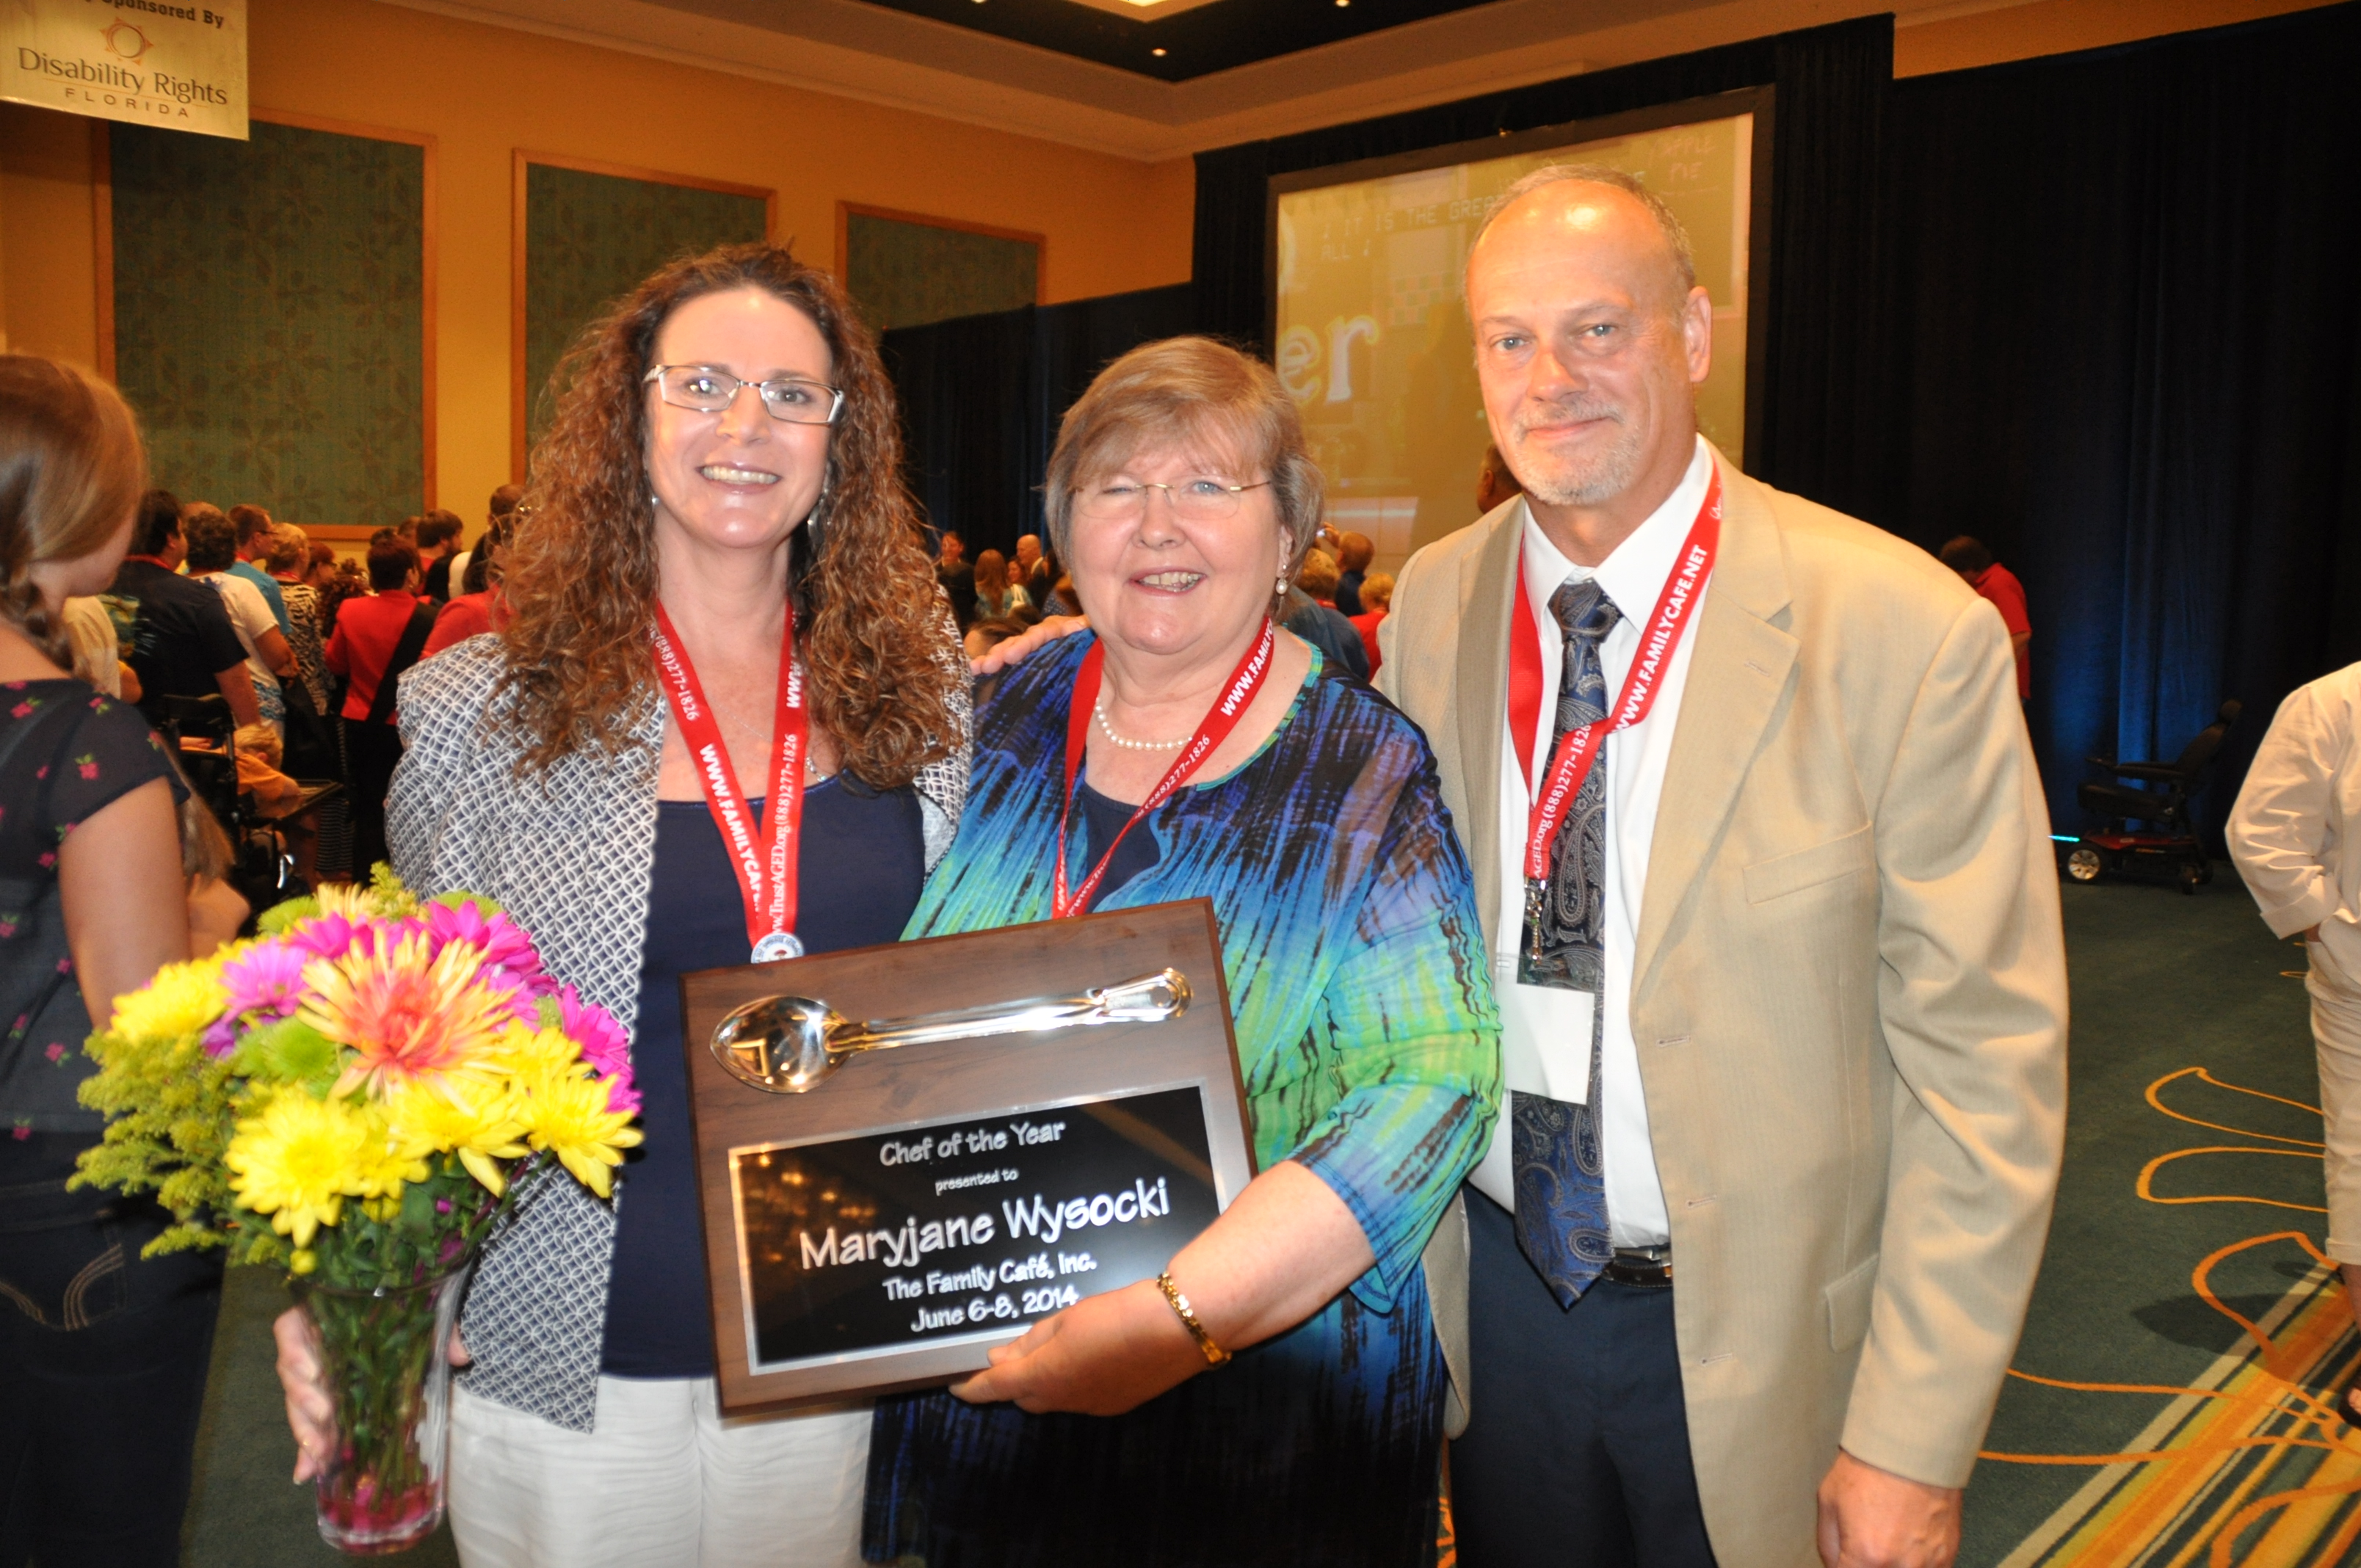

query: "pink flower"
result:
(0, 923), (15, 941)
(10, 1126), (27, 1141)
(426, 901), (547, 994)
(602, 1064), (642, 1118)
(559, 987), (630, 1080)
(222, 940), (308, 1023)
(286, 912), (357, 960)
(44, 1042), (65, 1062)
(10, 703), (29, 719)
(35, 852), (54, 871)
(201, 1017), (238, 1059)
(76, 755), (97, 780)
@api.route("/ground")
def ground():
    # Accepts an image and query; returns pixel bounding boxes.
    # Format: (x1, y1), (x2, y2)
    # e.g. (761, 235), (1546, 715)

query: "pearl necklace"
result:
(1094, 700), (1189, 752)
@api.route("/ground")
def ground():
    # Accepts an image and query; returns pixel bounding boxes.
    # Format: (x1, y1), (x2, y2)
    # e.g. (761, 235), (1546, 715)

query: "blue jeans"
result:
(0, 1133), (223, 1568)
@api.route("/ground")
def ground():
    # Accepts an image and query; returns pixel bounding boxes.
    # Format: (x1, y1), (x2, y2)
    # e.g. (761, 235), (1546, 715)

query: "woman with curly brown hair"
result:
(270, 244), (968, 1567)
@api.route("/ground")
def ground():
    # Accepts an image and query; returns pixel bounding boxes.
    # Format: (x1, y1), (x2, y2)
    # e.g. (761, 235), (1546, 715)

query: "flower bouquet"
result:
(74, 871), (642, 1555)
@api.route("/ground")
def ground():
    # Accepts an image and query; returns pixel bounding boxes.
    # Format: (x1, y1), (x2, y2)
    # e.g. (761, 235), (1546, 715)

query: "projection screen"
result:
(1269, 92), (1771, 571)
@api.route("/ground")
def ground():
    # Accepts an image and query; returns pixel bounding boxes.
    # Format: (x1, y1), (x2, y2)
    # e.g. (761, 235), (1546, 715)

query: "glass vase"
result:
(295, 1265), (471, 1556)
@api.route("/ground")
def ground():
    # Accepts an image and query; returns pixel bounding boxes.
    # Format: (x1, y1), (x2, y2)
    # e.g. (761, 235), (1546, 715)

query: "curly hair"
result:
(498, 242), (959, 785)
(0, 356), (146, 668)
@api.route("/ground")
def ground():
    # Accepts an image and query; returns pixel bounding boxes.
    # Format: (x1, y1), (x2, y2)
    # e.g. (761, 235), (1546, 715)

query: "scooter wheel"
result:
(2066, 846), (2103, 883)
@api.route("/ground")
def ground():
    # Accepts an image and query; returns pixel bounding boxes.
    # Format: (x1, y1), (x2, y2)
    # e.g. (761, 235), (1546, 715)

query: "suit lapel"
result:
(1455, 502), (1523, 954)
(1633, 452), (1799, 993)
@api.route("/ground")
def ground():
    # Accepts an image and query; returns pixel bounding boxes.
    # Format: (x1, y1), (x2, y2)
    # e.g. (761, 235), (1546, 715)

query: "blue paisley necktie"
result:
(1512, 576), (1621, 1309)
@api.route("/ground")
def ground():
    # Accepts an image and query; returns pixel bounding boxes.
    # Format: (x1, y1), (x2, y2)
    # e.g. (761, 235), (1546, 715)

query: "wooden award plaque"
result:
(678, 899), (1255, 1415)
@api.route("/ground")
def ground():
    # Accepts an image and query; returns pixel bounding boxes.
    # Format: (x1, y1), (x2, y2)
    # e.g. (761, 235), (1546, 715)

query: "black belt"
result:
(1600, 1246), (1672, 1288)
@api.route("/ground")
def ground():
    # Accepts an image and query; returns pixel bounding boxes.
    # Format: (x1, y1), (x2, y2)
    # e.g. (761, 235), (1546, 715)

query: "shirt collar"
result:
(1520, 434), (1714, 625)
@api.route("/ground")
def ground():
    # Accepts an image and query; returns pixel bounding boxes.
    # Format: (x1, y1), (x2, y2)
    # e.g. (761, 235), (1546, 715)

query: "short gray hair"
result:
(1470, 164), (1697, 297)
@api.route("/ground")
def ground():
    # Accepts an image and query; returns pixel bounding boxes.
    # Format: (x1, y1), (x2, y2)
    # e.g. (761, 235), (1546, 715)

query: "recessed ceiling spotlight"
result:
(1336, 0), (1349, 7)
(1151, 46), (1167, 56)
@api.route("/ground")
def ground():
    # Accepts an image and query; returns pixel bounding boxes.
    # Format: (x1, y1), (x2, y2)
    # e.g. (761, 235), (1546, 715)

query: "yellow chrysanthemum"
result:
(109, 957), (229, 1043)
(301, 931), (518, 1099)
(225, 1089), (374, 1247)
(519, 1066), (643, 1199)
(347, 1099), (432, 1199)
(383, 1076), (529, 1195)
(481, 1023), (573, 1084)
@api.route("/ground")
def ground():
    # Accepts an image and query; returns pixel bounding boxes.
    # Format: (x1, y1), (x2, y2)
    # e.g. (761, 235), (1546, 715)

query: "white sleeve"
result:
(217, 576), (278, 647)
(2228, 680), (2350, 938)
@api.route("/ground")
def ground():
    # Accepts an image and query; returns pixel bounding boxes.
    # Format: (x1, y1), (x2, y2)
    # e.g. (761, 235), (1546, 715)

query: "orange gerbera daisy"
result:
(302, 930), (517, 1098)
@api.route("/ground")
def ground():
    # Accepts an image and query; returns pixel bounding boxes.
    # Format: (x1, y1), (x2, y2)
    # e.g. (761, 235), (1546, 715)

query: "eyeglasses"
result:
(1074, 478), (1274, 525)
(643, 365), (844, 426)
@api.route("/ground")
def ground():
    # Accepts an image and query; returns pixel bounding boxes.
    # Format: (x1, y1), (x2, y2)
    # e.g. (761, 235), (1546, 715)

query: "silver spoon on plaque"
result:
(710, 970), (1191, 1095)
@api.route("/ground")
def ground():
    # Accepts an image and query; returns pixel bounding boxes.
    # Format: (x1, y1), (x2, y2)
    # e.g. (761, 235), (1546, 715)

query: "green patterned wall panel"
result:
(845, 212), (1037, 333)
(523, 164), (768, 457)
(110, 121), (426, 528)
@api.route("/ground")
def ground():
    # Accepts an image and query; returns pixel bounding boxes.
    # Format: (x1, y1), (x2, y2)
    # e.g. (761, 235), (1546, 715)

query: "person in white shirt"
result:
(1374, 165), (2064, 1568)
(181, 505), (292, 735)
(2227, 661), (2361, 1415)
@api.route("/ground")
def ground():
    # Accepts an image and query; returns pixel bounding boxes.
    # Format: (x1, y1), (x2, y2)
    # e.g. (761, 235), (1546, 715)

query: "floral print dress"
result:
(0, 680), (185, 1137)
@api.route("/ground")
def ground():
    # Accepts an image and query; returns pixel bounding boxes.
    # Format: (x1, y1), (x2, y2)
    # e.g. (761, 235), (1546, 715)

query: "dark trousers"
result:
(1451, 1188), (1719, 1568)
(345, 715), (404, 876)
(0, 1134), (225, 1568)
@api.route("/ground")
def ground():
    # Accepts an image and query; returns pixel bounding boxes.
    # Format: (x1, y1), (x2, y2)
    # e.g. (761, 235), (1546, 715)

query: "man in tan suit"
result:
(1379, 168), (2067, 1567)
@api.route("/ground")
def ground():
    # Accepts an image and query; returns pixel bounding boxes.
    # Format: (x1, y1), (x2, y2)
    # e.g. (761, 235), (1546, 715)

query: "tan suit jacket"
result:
(1380, 447), (2067, 1567)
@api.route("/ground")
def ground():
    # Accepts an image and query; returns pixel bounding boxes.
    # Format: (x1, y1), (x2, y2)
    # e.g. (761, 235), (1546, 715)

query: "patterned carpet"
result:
(1962, 874), (2360, 1567)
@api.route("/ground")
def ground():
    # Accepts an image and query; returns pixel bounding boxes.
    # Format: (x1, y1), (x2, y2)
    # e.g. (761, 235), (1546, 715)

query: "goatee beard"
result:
(1512, 407), (1646, 509)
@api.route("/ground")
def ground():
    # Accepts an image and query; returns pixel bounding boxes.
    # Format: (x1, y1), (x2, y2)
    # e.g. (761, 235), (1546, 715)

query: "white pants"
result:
(2315, 967), (2361, 1266)
(448, 1376), (869, 1568)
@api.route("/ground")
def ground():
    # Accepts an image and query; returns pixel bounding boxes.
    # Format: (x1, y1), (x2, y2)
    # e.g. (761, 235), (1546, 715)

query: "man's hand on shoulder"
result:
(972, 614), (1087, 676)
(1817, 1450), (1960, 1568)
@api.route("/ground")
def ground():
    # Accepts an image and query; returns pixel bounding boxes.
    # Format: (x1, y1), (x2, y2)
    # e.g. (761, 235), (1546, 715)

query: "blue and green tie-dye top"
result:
(907, 633), (1502, 1310)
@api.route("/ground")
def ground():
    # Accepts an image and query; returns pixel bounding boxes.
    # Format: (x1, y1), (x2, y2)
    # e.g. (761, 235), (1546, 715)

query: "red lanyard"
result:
(1509, 471), (1721, 885)
(652, 602), (809, 962)
(1053, 620), (1277, 919)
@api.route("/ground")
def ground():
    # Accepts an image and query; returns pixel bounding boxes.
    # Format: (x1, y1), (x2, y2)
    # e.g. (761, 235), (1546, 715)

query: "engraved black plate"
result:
(728, 1084), (1223, 1373)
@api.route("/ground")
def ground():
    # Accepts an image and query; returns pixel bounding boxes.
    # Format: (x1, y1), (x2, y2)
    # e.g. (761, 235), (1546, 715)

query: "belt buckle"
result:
(1605, 1246), (1673, 1288)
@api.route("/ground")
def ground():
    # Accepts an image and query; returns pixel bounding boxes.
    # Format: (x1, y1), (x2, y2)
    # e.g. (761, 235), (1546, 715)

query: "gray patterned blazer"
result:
(389, 634), (970, 1432)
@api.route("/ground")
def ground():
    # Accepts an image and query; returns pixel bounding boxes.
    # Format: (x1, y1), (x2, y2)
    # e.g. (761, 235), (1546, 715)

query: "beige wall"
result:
(0, 0), (2330, 523)
(0, 0), (1195, 522)
(1895, 0), (2330, 76)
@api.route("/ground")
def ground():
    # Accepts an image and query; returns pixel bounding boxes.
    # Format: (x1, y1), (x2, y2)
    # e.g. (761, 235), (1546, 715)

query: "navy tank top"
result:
(601, 780), (926, 1378)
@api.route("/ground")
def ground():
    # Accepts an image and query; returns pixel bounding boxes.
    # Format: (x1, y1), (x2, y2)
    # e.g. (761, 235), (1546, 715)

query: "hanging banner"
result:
(1, 0), (247, 140)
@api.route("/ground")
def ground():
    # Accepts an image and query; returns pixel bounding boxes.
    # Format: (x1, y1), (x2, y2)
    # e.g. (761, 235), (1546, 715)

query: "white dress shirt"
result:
(1469, 435), (1714, 1249)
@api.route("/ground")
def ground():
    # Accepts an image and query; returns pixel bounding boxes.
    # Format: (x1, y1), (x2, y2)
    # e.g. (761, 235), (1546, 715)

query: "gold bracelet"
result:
(1154, 1271), (1231, 1368)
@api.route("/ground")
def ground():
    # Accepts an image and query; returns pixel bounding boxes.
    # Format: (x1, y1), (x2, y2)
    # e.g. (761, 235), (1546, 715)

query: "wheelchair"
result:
(2058, 699), (2241, 894)
(156, 694), (336, 922)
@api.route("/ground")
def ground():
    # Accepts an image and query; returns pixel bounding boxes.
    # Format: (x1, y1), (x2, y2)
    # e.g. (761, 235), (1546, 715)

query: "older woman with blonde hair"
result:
(864, 335), (1498, 1566)
(272, 243), (968, 1567)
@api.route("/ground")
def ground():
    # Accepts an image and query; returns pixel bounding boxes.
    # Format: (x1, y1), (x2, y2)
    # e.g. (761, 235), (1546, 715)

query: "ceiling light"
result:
(1151, 46), (1167, 56)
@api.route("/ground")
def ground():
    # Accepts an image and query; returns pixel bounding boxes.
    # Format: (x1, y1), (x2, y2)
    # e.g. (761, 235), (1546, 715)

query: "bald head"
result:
(1465, 171), (1713, 559)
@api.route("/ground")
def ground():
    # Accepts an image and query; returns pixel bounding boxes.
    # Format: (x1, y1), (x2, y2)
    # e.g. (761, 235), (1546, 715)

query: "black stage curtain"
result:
(1191, 15), (1893, 518)
(884, 283), (1196, 558)
(1882, 3), (2361, 843)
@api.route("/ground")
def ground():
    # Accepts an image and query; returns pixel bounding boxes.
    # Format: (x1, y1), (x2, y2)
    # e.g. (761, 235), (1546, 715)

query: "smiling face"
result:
(1466, 181), (1711, 524)
(643, 286), (835, 560)
(1067, 435), (1284, 669)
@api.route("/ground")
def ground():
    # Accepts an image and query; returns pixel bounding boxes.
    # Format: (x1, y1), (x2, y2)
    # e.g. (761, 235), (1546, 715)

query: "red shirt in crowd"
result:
(1968, 562), (2032, 700)
(423, 589), (509, 657)
(325, 591), (425, 722)
(1352, 608), (1387, 678)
